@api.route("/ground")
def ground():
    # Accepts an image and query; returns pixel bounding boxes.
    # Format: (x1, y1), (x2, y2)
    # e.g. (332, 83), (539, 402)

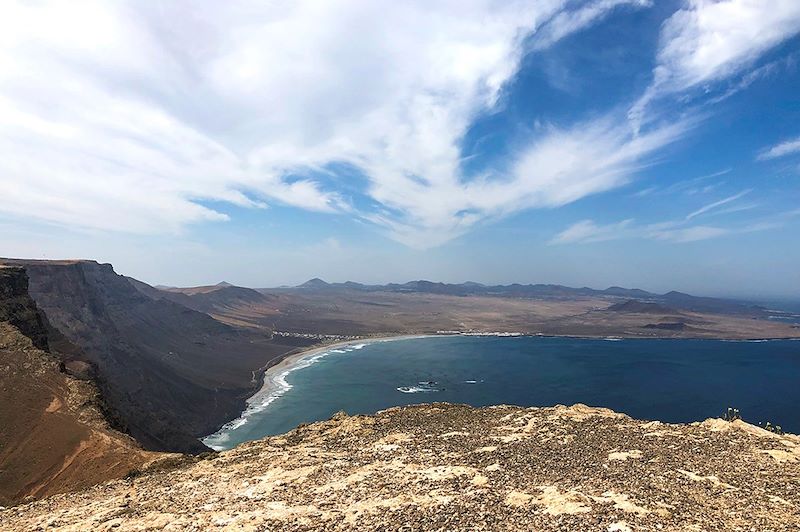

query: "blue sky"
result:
(1, 1), (799, 298)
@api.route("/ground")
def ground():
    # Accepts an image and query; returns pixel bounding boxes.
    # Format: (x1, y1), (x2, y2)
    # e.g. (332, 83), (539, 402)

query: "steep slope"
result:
(0, 267), (156, 506)
(0, 259), (302, 453)
(3, 403), (797, 530)
(0, 265), (49, 350)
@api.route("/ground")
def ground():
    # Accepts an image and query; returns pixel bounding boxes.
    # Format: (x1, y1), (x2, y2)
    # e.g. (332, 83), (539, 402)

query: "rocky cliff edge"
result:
(2, 403), (798, 531)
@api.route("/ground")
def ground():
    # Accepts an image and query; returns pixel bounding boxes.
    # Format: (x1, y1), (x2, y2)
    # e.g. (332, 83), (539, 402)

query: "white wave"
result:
(203, 337), (436, 449)
(396, 386), (439, 394)
(202, 348), (343, 449)
(464, 380), (477, 384)
(604, 337), (623, 341)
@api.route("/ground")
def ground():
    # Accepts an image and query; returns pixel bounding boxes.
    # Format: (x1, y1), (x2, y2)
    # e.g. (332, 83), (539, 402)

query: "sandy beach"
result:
(202, 334), (440, 449)
(261, 334), (440, 380)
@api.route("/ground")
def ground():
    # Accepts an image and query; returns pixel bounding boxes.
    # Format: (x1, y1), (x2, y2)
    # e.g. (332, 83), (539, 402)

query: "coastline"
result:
(202, 334), (441, 449)
(202, 331), (800, 450)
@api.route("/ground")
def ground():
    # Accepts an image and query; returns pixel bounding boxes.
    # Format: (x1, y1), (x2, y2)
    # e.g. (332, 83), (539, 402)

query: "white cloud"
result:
(552, 198), (791, 245)
(531, 0), (651, 51)
(552, 217), (778, 245)
(629, 167), (730, 197)
(375, 114), (689, 247)
(0, 0), (666, 246)
(685, 189), (751, 220)
(630, 0), (800, 128)
(758, 136), (800, 160)
(708, 53), (798, 104)
(550, 219), (634, 244)
(651, 225), (730, 243)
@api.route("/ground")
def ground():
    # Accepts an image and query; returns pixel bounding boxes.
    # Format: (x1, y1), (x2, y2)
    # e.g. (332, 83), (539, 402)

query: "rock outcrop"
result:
(0, 266), (158, 506)
(3, 403), (798, 530)
(0, 266), (50, 351)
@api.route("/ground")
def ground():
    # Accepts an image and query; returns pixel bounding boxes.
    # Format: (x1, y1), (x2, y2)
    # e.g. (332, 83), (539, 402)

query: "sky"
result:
(1, 0), (800, 299)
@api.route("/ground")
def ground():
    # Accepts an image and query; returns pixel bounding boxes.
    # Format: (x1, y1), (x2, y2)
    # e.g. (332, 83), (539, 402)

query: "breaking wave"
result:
(396, 386), (439, 394)
(202, 343), (363, 450)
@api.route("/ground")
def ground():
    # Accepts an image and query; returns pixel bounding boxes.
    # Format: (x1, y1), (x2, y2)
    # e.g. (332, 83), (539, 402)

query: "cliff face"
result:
(0, 267), (157, 506)
(0, 266), (49, 351)
(0, 259), (296, 454)
(3, 403), (798, 530)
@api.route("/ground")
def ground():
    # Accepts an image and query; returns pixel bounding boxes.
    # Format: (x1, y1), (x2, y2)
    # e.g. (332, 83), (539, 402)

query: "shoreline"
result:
(202, 334), (440, 449)
(202, 332), (800, 449)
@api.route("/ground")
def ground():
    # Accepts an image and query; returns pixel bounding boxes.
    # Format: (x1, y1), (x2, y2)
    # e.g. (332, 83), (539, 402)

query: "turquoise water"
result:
(205, 336), (800, 450)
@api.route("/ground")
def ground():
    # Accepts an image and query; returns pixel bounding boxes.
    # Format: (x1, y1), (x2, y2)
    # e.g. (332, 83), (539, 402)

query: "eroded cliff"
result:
(0, 259), (300, 454)
(0, 266), (159, 506)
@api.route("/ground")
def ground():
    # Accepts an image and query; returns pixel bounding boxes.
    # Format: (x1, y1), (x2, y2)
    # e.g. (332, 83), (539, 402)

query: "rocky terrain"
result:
(2, 256), (799, 517)
(0, 259), (314, 454)
(0, 266), (158, 506)
(2, 403), (798, 531)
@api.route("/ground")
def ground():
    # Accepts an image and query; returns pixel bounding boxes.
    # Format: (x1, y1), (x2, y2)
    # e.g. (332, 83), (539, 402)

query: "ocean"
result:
(204, 335), (800, 450)
(761, 300), (800, 325)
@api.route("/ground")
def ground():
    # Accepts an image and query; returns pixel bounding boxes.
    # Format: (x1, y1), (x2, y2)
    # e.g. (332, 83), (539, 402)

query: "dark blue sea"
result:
(204, 335), (800, 450)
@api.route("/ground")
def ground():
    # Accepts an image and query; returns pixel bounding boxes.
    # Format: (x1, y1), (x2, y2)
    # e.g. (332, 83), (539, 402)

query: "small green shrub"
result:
(722, 407), (741, 422)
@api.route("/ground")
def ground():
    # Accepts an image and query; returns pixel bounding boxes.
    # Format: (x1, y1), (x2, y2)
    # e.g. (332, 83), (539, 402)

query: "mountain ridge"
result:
(284, 278), (765, 316)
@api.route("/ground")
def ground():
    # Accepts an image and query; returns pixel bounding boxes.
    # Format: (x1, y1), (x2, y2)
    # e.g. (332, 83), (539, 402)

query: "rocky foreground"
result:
(2, 403), (799, 531)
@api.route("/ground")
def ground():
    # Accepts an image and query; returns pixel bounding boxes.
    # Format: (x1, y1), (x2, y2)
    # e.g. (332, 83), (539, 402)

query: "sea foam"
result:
(202, 347), (342, 450)
(396, 386), (439, 394)
(203, 336), (435, 449)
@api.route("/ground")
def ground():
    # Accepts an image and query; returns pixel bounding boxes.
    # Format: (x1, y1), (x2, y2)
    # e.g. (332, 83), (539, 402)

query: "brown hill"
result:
(0, 267), (158, 506)
(606, 299), (678, 314)
(128, 279), (281, 328)
(0, 259), (310, 454)
(2, 403), (797, 530)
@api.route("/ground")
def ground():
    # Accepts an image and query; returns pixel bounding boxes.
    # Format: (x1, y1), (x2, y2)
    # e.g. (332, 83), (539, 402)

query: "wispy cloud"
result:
(0, 1), (797, 249)
(0, 0), (664, 247)
(704, 203), (760, 217)
(552, 193), (795, 245)
(709, 53), (798, 104)
(758, 136), (800, 160)
(631, 168), (730, 198)
(552, 216), (781, 245)
(685, 189), (752, 220)
(531, 0), (651, 51)
(652, 225), (730, 243)
(549, 219), (635, 244)
(629, 0), (800, 129)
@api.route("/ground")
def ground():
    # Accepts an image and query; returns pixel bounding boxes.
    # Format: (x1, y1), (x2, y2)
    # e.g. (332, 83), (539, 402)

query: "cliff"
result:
(0, 259), (300, 454)
(3, 403), (798, 530)
(0, 267), (158, 506)
(0, 266), (49, 350)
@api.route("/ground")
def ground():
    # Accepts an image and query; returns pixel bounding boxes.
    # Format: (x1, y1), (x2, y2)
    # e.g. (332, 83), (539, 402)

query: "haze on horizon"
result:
(1, 1), (799, 299)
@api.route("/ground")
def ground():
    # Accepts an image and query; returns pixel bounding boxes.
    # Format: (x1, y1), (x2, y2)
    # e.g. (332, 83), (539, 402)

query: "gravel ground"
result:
(2, 403), (799, 531)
